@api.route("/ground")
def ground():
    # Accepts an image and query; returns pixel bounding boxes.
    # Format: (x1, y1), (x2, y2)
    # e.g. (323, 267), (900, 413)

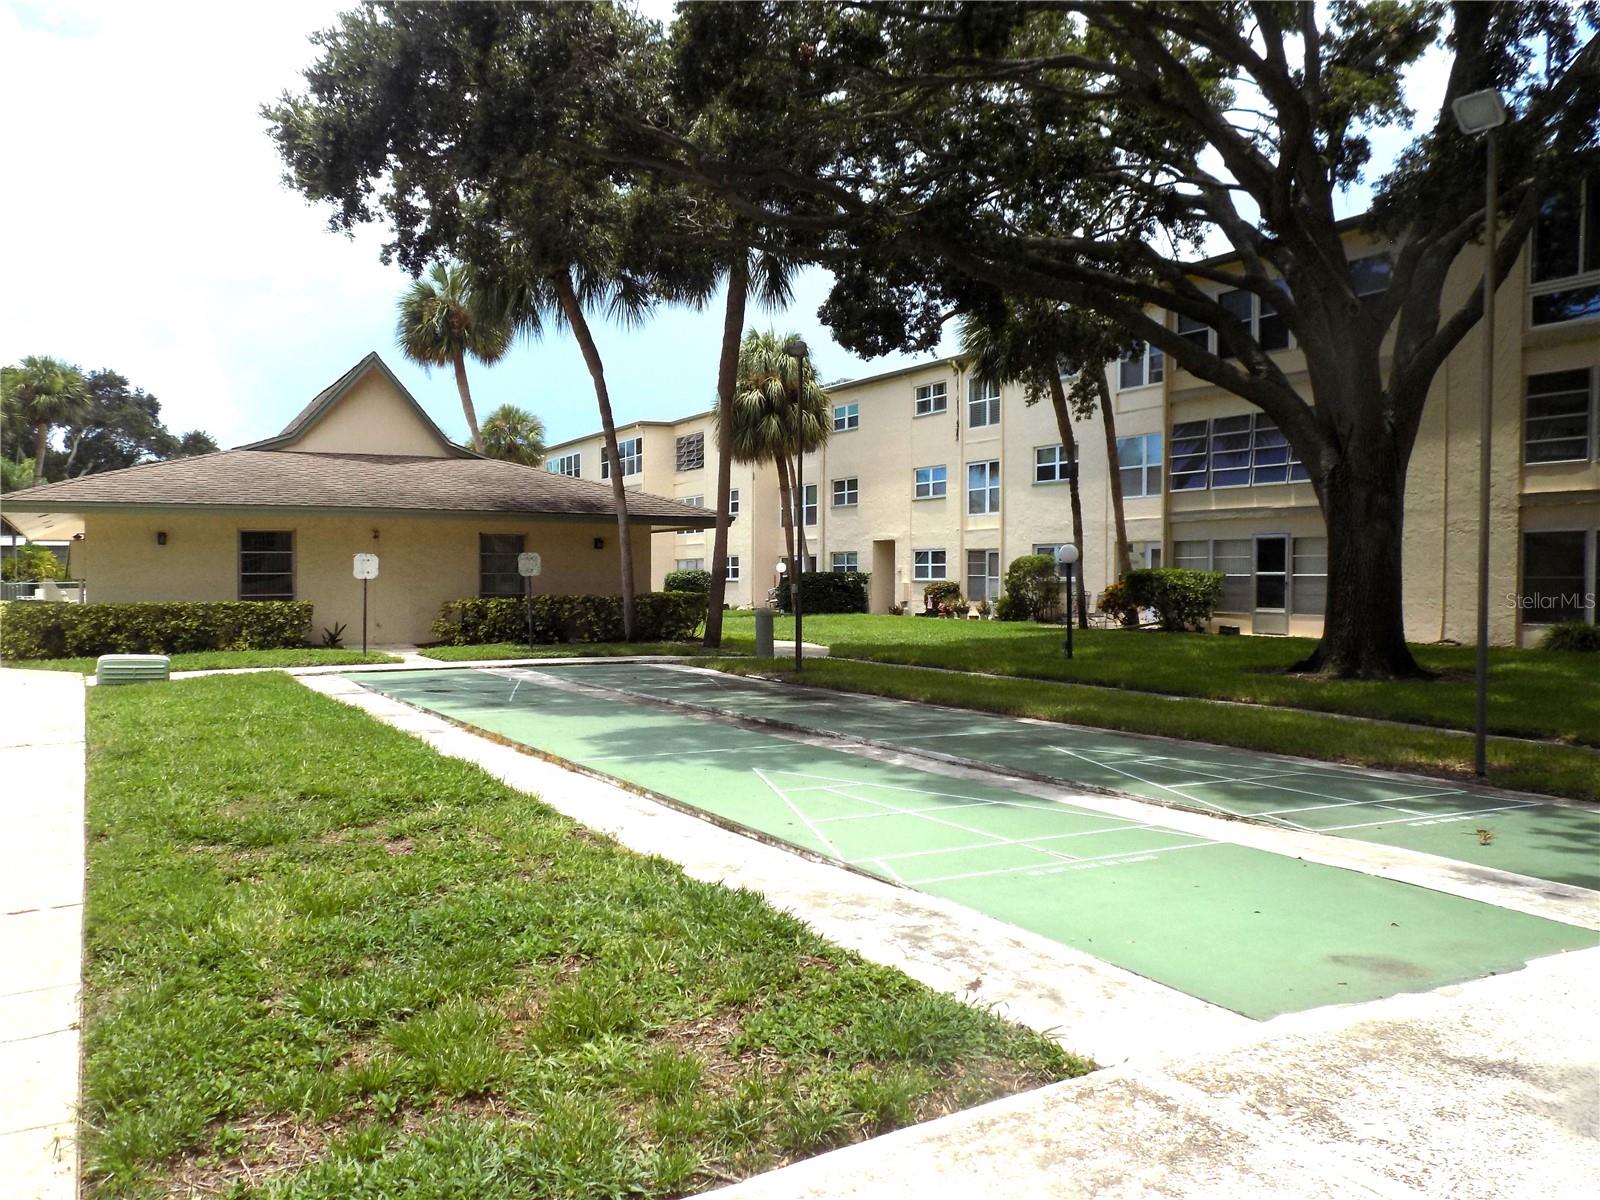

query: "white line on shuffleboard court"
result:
(908, 839), (1218, 886)
(1317, 801), (1542, 833)
(1253, 790), (1467, 818)
(753, 767), (849, 861)
(1051, 748), (1241, 817)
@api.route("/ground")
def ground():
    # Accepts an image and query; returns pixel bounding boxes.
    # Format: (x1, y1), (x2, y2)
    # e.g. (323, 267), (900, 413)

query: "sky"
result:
(0, 2), (1448, 453)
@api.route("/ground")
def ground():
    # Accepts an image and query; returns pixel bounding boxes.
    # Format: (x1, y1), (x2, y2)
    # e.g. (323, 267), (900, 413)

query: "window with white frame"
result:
(1176, 312), (1211, 353)
(728, 488), (740, 518)
(725, 556), (740, 581)
(477, 532), (523, 598)
(675, 495), (704, 535)
(1249, 416), (1308, 484)
(674, 558), (705, 571)
(1521, 530), (1596, 624)
(1170, 420), (1210, 490)
(1118, 341), (1165, 389)
(966, 549), (1001, 601)
(801, 483), (817, 526)
(831, 551), (859, 573)
(1218, 286), (1289, 356)
(1292, 536), (1328, 616)
(1034, 444), (1073, 484)
(548, 452), (581, 477)
(1348, 253), (1392, 299)
(913, 464), (947, 499)
(831, 477), (859, 507)
(1173, 539), (1212, 572)
(1209, 415), (1255, 487)
(674, 432), (704, 472)
(1170, 416), (1307, 491)
(1132, 541), (1163, 569)
(1117, 433), (1163, 497)
(1525, 369), (1596, 464)
(833, 402), (859, 432)
(914, 382), (948, 417)
(912, 549), (947, 581)
(967, 460), (1000, 514)
(1531, 176), (1600, 327)
(968, 377), (1000, 428)
(602, 436), (642, 479)
(240, 531), (294, 600)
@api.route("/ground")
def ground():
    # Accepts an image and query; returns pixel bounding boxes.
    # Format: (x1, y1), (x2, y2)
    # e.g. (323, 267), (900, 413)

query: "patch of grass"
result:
(705, 657), (1600, 802)
(82, 674), (1086, 1198)
(2, 648), (401, 674)
(418, 641), (723, 662)
(716, 612), (1600, 746)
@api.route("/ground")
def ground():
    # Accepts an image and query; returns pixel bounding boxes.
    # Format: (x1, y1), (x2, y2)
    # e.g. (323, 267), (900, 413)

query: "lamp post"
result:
(783, 337), (810, 672)
(1453, 88), (1507, 779)
(1055, 543), (1080, 658)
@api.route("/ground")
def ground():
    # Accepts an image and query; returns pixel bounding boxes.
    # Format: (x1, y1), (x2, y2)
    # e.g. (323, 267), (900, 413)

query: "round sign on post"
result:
(352, 553), (380, 579)
(517, 551), (542, 577)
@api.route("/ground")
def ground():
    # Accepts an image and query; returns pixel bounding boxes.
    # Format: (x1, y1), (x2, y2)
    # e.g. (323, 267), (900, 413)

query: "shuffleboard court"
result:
(524, 661), (1600, 891)
(346, 668), (1595, 1021)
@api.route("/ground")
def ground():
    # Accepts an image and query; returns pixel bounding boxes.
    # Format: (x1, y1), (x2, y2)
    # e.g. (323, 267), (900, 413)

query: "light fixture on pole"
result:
(1453, 87), (1506, 778)
(783, 337), (811, 673)
(1055, 544), (1080, 659)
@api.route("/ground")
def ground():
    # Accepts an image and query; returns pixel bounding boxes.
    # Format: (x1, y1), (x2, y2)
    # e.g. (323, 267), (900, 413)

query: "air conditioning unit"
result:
(95, 654), (171, 686)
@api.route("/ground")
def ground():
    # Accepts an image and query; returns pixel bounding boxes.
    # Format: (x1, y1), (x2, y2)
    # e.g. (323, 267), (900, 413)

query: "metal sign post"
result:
(517, 551), (542, 653)
(352, 554), (380, 653)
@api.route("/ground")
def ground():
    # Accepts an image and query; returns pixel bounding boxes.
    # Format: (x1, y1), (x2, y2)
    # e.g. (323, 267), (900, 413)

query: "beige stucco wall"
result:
(281, 370), (452, 456)
(74, 511), (653, 645)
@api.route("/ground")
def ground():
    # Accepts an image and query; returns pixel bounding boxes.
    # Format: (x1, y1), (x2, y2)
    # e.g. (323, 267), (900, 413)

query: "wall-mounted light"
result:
(156, 531), (167, 546)
(372, 528), (380, 541)
(593, 537), (604, 550)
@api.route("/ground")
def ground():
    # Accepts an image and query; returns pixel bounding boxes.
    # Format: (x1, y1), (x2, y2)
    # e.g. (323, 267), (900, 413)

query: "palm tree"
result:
(2, 357), (88, 484)
(718, 330), (830, 601)
(479, 404), (547, 467)
(395, 263), (510, 453)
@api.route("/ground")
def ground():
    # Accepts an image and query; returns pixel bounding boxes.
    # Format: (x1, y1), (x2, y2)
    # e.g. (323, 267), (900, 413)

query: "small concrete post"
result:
(754, 606), (775, 658)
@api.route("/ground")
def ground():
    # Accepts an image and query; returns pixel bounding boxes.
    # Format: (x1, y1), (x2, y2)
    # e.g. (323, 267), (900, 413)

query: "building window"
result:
(832, 477), (859, 507)
(833, 403), (859, 432)
(1292, 536), (1328, 616)
(1118, 341), (1165, 390)
(1117, 433), (1163, 497)
(1132, 541), (1163, 569)
(1212, 538), (1253, 612)
(1033, 543), (1072, 578)
(914, 382), (948, 417)
(675, 432), (705, 472)
(726, 556), (740, 581)
(966, 549), (1001, 601)
(1170, 420), (1210, 490)
(239, 531), (294, 600)
(968, 377), (1000, 428)
(831, 551), (859, 573)
(1034, 444), (1074, 484)
(913, 549), (947, 581)
(1249, 416), (1309, 484)
(914, 464), (948, 499)
(549, 452), (581, 477)
(1218, 286), (1289, 356)
(1349, 253), (1392, 299)
(1525, 369), (1595, 464)
(728, 489), (740, 518)
(1255, 535), (1288, 611)
(1173, 539), (1211, 572)
(1531, 177), (1600, 326)
(1209, 415), (1255, 488)
(674, 558), (705, 571)
(967, 460), (1000, 514)
(478, 532), (524, 598)
(1170, 416), (1307, 492)
(1521, 530), (1595, 624)
(801, 483), (817, 526)
(602, 436), (642, 479)
(675, 495), (704, 536)
(1176, 312), (1212, 353)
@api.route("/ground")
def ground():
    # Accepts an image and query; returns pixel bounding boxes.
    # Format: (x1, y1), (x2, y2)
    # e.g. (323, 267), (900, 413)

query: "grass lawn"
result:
(83, 674), (1084, 1198)
(705, 658), (1600, 802)
(717, 613), (1600, 746)
(420, 642), (720, 662)
(3, 648), (401, 675)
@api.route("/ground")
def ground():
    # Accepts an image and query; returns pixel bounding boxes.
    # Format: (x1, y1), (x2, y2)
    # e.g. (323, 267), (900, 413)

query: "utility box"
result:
(96, 654), (171, 686)
(753, 607), (775, 658)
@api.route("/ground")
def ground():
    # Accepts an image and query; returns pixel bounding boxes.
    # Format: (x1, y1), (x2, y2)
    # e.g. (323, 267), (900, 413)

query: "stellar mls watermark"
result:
(1505, 591), (1597, 612)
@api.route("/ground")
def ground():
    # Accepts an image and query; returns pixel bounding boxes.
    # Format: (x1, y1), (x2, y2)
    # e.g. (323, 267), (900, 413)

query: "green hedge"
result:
(1124, 568), (1225, 632)
(431, 592), (704, 646)
(774, 571), (870, 614)
(997, 554), (1061, 622)
(1539, 621), (1600, 652)
(0, 600), (313, 660)
(663, 569), (712, 596)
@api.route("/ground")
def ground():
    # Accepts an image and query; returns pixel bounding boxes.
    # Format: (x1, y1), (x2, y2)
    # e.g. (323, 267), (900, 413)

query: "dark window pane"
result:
(1521, 531), (1590, 622)
(1348, 254), (1392, 298)
(1256, 538), (1287, 573)
(1588, 180), (1600, 273)
(1258, 297), (1289, 350)
(1533, 189), (1582, 282)
(1531, 283), (1600, 326)
(1177, 314), (1211, 351)
(240, 531), (292, 553)
(1119, 351), (1145, 389)
(1256, 575), (1287, 609)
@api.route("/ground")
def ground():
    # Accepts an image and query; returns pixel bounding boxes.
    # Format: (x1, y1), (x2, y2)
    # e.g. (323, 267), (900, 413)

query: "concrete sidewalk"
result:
(0, 669), (86, 1200)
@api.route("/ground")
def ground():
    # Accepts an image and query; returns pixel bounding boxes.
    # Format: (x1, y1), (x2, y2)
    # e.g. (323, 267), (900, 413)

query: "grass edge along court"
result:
(347, 667), (1597, 1024)
(81, 673), (1081, 1199)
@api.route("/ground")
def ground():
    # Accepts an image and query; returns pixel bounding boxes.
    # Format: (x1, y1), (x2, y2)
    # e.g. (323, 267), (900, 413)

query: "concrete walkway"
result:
(0, 670), (85, 1200)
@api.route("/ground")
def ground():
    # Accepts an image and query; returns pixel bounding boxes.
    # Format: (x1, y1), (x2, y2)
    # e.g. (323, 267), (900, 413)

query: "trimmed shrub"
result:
(922, 580), (965, 615)
(999, 554), (1062, 621)
(663, 569), (712, 596)
(1097, 579), (1140, 626)
(430, 592), (704, 646)
(1124, 568), (1224, 632)
(773, 571), (870, 614)
(0, 545), (66, 582)
(1539, 621), (1600, 652)
(0, 600), (312, 660)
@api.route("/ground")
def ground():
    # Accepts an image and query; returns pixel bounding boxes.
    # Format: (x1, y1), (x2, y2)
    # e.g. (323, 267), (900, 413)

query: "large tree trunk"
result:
(32, 421), (48, 484)
(704, 259), (749, 648)
(451, 350), (484, 453)
(1095, 371), (1133, 580)
(1045, 374), (1089, 626)
(552, 269), (636, 641)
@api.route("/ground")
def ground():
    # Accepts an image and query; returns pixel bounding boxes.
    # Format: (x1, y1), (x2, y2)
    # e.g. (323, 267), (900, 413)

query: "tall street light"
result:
(1453, 87), (1507, 778)
(783, 337), (810, 672)
(1055, 543), (1080, 659)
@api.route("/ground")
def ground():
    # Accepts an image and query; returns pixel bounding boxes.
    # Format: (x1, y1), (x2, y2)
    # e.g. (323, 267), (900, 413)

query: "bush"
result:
(1539, 621), (1600, 652)
(1124, 568), (1224, 632)
(998, 554), (1062, 621)
(663, 569), (712, 596)
(773, 570), (870, 614)
(430, 592), (704, 646)
(0, 600), (312, 660)
(1, 545), (66, 582)
(1098, 579), (1140, 626)
(921, 580), (965, 616)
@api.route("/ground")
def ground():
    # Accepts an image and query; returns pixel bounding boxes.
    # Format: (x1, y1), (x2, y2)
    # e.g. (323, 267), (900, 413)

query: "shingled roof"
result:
(3, 450), (716, 526)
